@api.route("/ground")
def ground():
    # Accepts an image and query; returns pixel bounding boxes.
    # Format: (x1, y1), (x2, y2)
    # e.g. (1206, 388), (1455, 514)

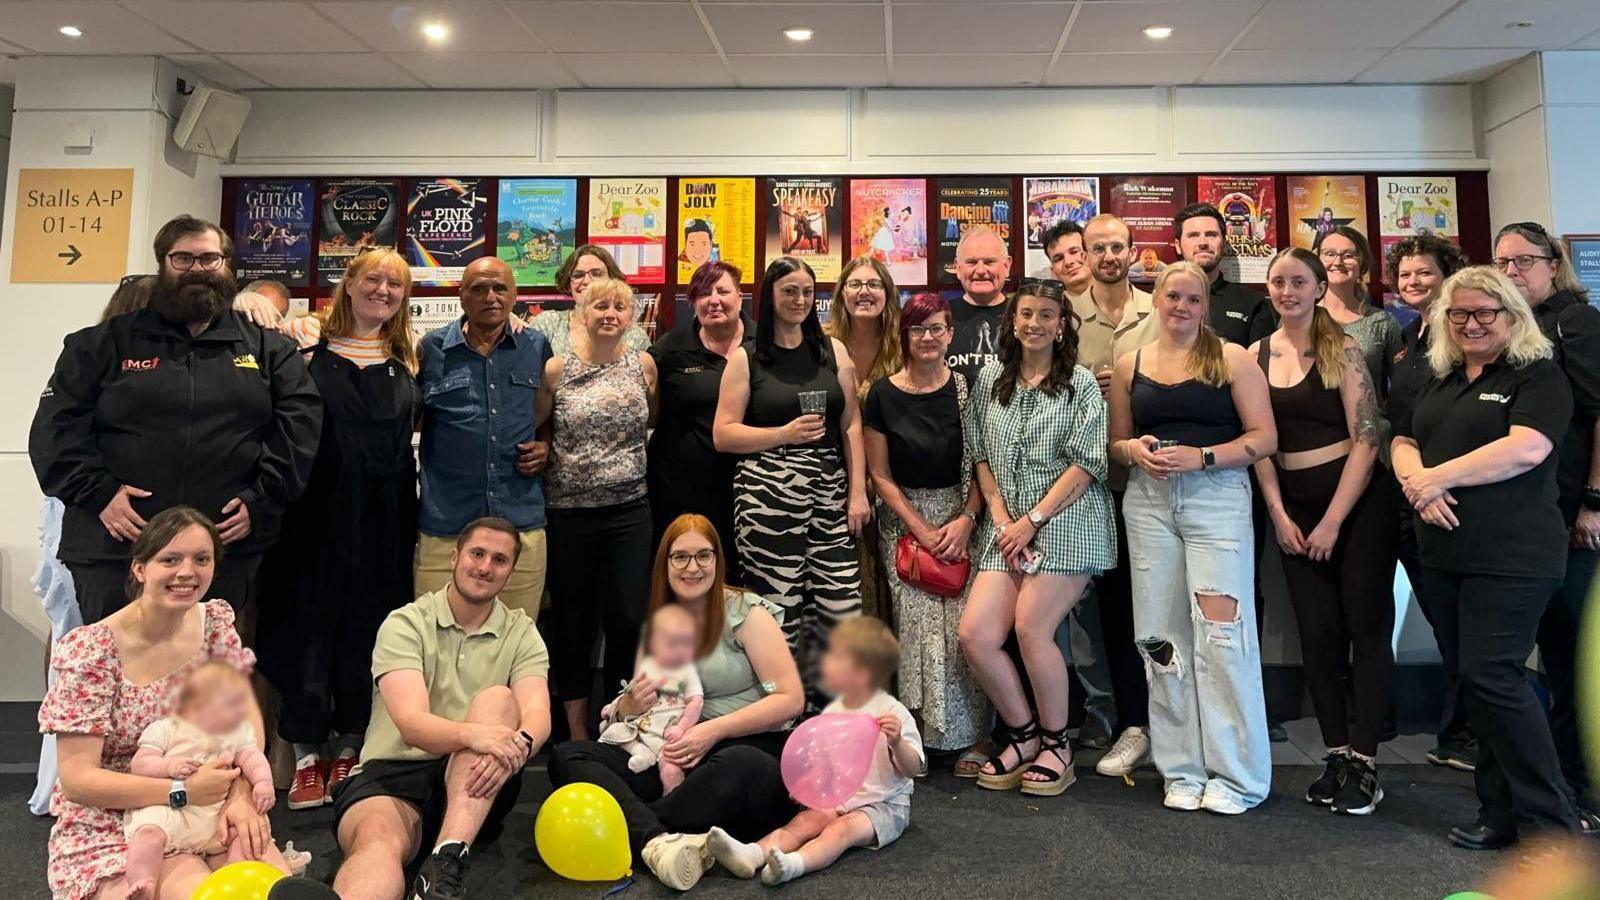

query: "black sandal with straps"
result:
(977, 717), (1040, 792)
(1020, 725), (1078, 797)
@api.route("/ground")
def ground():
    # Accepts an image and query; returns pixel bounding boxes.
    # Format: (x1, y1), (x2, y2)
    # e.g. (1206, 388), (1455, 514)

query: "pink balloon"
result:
(781, 712), (881, 810)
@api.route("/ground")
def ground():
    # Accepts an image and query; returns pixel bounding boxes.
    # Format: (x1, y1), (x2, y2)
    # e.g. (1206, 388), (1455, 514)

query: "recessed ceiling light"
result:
(58, 25), (83, 38)
(783, 27), (814, 42)
(1506, 20), (1535, 29)
(421, 21), (450, 42)
(1143, 25), (1174, 39)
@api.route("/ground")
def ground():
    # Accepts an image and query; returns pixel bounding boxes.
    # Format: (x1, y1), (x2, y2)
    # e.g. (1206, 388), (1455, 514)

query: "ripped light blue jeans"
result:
(1124, 466), (1271, 809)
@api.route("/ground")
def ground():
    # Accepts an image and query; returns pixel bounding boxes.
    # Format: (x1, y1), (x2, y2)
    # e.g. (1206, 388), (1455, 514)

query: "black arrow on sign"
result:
(58, 245), (82, 266)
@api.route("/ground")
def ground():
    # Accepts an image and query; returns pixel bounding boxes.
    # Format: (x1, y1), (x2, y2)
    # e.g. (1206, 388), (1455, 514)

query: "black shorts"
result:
(331, 757), (522, 864)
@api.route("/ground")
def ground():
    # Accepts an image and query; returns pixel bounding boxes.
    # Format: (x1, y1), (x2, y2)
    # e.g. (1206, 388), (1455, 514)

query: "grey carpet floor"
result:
(3, 763), (1504, 900)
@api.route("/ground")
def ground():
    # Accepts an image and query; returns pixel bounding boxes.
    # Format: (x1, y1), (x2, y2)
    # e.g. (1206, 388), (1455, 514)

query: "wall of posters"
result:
(1197, 175), (1278, 284)
(849, 178), (928, 287)
(1287, 175), (1368, 251)
(588, 178), (667, 282)
(1105, 176), (1187, 284)
(496, 178), (576, 288)
(766, 177), (841, 281)
(317, 178), (399, 285)
(405, 178), (487, 287)
(676, 177), (756, 286)
(936, 178), (1012, 284)
(233, 178), (313, 286)
(407, 297), (461, 339)
(1378, 175), (1459, 281)
(1023, 176), (1099, 276)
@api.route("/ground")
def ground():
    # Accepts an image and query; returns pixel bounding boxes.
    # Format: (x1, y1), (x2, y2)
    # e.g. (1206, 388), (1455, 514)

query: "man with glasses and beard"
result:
(30, 214), (323, 623)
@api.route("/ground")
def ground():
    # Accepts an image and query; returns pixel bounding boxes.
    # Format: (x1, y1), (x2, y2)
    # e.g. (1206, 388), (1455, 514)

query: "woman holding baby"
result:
(549, 513), (805, 891)
(40, 506), (291, 899)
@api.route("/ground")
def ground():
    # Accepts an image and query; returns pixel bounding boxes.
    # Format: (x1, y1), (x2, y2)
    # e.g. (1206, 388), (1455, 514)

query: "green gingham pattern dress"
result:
(967, 362), (1117, 575)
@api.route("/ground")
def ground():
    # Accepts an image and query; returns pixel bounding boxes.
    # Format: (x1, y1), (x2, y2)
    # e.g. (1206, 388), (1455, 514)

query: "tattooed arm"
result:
(1301, 340), (1379, 560)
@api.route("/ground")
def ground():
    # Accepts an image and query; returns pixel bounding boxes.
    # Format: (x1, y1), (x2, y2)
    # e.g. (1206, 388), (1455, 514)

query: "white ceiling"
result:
(0, 0), (1595, 91)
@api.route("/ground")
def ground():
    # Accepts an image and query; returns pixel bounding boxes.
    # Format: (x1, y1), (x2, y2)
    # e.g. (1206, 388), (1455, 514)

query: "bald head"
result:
(954, 226), (1011, 306)
(460, 255), (517, 334)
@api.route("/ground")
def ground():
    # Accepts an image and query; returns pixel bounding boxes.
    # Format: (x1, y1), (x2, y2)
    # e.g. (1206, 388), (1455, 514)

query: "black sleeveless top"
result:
(746, 340), (845, 450)
(1258, 340), (1346, 454)
(1129, 348), (1243, 446)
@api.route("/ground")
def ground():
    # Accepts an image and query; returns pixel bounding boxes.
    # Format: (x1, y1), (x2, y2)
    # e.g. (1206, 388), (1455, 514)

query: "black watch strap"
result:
(1583, 487), (1600, 511)
(517, 729), (535, 751)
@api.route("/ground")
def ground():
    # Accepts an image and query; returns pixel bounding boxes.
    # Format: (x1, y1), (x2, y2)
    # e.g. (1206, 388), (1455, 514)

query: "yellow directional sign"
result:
(10, 168), (135, 283)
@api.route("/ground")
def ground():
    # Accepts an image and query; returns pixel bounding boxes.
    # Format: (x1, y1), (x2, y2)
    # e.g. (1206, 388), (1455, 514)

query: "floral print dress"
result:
(38, 601), (255, 900)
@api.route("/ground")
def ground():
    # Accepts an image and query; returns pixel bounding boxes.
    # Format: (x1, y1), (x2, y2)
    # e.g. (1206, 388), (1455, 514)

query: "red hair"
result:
(897, 292), (951, 361)
(648, 514), (730, 658)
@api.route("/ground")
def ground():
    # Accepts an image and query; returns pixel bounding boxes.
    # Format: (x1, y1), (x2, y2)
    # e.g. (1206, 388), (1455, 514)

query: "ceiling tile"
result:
(1238, 0), (1459, 50)
(1201, 48), (1388, 84)
(0, 1), (198, 54)
(164, 53), (269, 89)
(1406, 0), (1600, 49)
(1048, 51), (1215, 86)
(1355, 47), (1530, 83)
(122, 1), (348, 53)
(390, 51), (579, 88)
(893, 3), (1071, 54)
(220, 51), (424, 88)
(728, 53), (887, 87)
(314, 1), (538, 53)
(1065, 1), (1265, 53)
(705, 3), (884, 54)
(508, 2), (714, 53)
(560, 53), (734, 88)
(892, 53), (1051, 88)
(1571, 26), (1600, 49)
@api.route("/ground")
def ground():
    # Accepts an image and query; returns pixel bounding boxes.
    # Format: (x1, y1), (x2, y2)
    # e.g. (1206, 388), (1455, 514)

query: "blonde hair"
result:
(1154, 261), (1230, 387)
(825, 256), (902, 398)
(829, 617), (899, 690)
(1427, 266), (1553, 377)
(326, 249), (418, 373)
(1268, 248), (1347, 389)
(583, 277), (636, 316)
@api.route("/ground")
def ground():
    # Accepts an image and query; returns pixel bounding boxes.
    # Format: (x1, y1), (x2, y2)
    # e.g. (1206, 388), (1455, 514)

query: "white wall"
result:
(1481, 51), (1600, 238)
(1542, 51), (1600, 236)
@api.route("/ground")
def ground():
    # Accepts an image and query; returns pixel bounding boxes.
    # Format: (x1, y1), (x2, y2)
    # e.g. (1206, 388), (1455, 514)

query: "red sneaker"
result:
(325, 751), (358, 804)
(287, 758), (327, 811)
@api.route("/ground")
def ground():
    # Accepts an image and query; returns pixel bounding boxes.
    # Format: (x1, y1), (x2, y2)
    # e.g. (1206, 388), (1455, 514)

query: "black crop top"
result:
(1258, 341), (1347, 454)
(1128, 348), (1243, 446)
(745, 341), (845, 449)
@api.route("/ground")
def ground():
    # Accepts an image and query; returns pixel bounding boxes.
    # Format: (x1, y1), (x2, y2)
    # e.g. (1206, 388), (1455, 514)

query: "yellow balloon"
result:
(1583, 569), (1600, 785)
(535, 783), (632, 882)
(190, 861), (285, 900)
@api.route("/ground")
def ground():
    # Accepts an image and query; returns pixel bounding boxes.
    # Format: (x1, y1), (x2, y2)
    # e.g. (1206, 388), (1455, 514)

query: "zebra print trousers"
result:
(734, 446), (863, 712)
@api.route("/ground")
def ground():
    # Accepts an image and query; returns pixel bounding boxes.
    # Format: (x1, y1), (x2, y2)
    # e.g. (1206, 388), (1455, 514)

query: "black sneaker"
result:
(1306, 754), (1349, 806)
(412, 842), (469, 900)
(1268, 719), (1288, 743)
(1425, 739), (1478, 772)
(1331, 757), (1383, 815)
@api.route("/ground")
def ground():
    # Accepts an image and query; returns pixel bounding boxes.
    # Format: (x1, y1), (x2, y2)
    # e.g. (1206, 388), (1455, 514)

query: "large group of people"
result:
(26, 208), (1599, 899)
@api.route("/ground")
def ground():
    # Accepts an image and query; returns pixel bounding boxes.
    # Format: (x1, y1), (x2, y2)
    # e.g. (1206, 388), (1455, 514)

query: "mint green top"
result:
(697, 589), (786, 722)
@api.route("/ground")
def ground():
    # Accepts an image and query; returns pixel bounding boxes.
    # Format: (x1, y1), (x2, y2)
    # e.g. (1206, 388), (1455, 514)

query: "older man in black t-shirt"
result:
(945, 226), (1011, 386)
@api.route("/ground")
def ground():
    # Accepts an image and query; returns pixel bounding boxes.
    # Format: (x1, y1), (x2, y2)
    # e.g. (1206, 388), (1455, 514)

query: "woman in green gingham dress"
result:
(960, 278), (1116, 800)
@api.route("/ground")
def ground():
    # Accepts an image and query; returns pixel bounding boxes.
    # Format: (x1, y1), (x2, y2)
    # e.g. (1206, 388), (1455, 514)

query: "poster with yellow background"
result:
(676, 178), (756, 285)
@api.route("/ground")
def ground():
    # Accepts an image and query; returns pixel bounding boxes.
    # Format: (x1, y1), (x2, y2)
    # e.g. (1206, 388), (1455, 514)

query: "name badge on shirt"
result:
(1478, 392), (1510, 404)
(680, 366), (705, 374)
(1226, 310), (1247, 321)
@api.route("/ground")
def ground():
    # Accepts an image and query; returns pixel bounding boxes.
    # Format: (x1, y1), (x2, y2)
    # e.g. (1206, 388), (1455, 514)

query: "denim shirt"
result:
(417, 318), (553, 536)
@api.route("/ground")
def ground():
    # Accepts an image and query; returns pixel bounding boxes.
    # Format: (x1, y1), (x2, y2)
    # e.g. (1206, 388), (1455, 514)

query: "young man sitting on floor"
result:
(330, 517), (551, 900)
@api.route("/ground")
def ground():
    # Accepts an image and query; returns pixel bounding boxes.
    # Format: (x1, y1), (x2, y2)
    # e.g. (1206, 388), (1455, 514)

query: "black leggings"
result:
(548, 732), (798, 859)
(1276, 458), (1397, 757)
(1095, 489), (1148, 731)
(545, 498), (653, 703)
(1539, 546), (1598, 807)
(1397, 503), (1473, 747)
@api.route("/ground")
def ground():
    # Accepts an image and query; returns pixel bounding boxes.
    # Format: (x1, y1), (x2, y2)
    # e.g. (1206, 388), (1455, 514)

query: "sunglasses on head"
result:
(1019, 277), (1067, 299)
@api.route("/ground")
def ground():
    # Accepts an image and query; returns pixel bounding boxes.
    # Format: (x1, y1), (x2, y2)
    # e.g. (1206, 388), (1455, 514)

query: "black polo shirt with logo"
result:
(1388, 317), (1433, 439)
(646, 313), (755, 506)
(1531, 289), (1600, 524)
(1394, 356), (1572, 579)
(1208, 274), (1276, 347)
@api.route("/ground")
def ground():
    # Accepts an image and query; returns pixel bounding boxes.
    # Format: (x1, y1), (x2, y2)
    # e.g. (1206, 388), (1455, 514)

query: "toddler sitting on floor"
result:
(123, 661), (278, 899)
(599, 603), (705, 793)
(707, 617), (924, 885)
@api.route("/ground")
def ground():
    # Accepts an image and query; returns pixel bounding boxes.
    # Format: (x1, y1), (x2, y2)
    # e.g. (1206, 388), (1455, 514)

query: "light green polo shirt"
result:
(357, 588), (549, 769)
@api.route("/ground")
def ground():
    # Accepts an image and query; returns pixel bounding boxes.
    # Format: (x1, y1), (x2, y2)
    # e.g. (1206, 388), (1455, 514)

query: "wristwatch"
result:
(1201, 447), (1216, 469)
(1027, 509), (1047, 528)
(168, 779), (188, 810)
(961, 509), (979, 523)
(1584, 486), (1600, 512)
(517, 729), (536, 753)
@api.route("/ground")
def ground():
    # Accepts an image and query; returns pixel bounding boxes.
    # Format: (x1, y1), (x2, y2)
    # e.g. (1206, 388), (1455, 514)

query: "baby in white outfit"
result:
(599, 604), (705, 793)
(123, 661), (275, 899)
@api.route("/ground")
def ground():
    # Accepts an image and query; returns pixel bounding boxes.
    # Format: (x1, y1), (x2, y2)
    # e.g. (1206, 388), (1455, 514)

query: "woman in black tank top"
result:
(1254, 248), (1396, 815)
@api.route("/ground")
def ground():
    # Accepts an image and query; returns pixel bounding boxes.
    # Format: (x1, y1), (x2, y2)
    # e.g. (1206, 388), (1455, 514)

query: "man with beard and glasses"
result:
(30, 214), (323, 623)
(1172, 202), (1276, 347)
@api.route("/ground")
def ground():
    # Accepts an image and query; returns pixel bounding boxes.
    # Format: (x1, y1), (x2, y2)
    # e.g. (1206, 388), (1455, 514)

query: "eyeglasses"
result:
(1318, 249), (1361, 263)
(906, 323), (950, 338)
(571, 267), (608, 281)
(1088, 243), (1127, 256)
(166, 251), (227, 272)
(667, 549), (717, 570)
(1445, 307), (1504, 325)
(843, 279), (885, 292)
(1491, 255), (1553, 272)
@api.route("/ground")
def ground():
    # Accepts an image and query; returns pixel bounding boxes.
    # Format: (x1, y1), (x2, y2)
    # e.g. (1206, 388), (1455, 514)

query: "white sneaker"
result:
(1201, 784), (1250, 816)
(1163, 784), (1203, 811)
(641, 833), (713, 891)
(1095, 727), (1150, 777)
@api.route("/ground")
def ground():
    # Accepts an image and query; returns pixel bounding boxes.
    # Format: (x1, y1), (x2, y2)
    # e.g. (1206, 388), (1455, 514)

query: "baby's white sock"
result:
(706, 827), (765, 879)
(761, 848), (804, 886)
